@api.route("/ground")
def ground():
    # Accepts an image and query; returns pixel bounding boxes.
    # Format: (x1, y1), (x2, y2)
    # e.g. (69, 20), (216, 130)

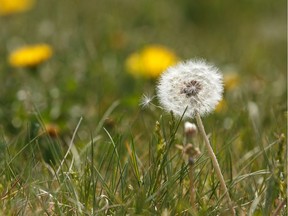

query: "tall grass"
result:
(0, 0), (286, 215)
(0, 106), (286, 215)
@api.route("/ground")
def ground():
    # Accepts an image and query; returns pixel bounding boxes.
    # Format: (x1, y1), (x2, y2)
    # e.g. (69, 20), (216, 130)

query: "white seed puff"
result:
(156, 59), (223, 118)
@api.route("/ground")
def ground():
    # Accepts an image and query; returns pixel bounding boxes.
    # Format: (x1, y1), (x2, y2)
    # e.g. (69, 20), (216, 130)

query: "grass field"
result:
(0, 0), (287, 215)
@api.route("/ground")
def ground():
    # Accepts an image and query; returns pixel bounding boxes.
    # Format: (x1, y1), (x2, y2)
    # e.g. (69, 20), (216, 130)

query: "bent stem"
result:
(195, 112), (235, 216)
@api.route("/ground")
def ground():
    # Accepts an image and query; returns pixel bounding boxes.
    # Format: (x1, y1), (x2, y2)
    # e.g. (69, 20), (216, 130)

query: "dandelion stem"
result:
(195, 112), (235, 216)
(184, 125), (197, 212)
(188, 158), (196, 211)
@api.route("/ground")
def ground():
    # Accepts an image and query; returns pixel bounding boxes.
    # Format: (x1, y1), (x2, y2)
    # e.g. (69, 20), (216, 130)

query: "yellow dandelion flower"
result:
(0, 0), (34, 16)
(215, 99), (227, 113)
(125, 52), (142, 76)
(125, 45), (178, 78)
(224, 72), (240, 91)
(140, 46), (178, 78)
(9, 44), (53, 68)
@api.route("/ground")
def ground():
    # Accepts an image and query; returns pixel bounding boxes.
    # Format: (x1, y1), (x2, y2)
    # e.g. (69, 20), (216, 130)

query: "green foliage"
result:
(0, 0), (286, 215)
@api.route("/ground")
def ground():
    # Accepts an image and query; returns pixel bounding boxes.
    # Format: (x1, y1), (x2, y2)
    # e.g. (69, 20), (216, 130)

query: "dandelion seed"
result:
(157, 59), (223, 118)
(139, 94), (155, 109)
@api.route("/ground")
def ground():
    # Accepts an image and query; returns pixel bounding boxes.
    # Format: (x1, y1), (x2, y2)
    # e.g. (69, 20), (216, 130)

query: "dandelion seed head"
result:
(139, 94), (155, 109)
(156, 59), (223, 118)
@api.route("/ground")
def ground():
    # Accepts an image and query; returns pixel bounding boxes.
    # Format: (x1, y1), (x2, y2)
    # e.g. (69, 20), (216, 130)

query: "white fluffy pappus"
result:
(139, 94), (156, 108)
(156, 59), (223, 118)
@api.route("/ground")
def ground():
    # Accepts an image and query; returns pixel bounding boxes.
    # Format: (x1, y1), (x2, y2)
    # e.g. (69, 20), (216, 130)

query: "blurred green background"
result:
(0, 0), (286, 138)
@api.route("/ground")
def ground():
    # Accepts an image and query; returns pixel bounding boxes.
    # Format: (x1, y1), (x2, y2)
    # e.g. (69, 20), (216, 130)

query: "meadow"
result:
(0, 0), (287, 215)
